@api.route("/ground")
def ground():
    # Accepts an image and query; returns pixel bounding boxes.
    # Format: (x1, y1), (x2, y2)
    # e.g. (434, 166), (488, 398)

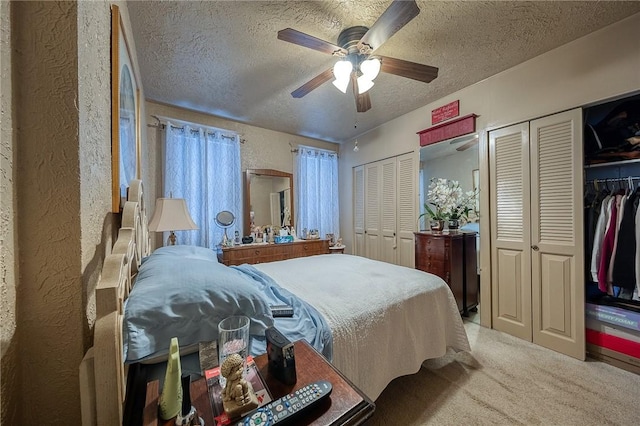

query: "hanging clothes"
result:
(607, 192), (627, 292)
(612, 188), (640, 290)
(598, 195), (619, 293)
(590, 194), (613, 282)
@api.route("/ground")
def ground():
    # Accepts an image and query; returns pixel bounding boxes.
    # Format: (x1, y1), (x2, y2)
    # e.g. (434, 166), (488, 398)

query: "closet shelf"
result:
(585, 158), (640, 169)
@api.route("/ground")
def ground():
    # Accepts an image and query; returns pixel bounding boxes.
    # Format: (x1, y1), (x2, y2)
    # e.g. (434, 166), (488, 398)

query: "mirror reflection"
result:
(419, 134), (479, 230)
(244, 169), (293, 236)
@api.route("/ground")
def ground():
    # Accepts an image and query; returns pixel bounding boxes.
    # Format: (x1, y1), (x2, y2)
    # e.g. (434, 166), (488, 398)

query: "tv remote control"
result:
(236, 380), (332, 426)
(270, 304), (294, 318)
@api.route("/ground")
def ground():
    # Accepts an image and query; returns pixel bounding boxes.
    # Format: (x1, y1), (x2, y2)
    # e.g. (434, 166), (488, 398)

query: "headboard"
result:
(79, 179), (150, 426)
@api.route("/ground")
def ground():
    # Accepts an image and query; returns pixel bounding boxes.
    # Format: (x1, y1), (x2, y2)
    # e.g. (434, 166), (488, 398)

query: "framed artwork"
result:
(111, 4), (140, 212)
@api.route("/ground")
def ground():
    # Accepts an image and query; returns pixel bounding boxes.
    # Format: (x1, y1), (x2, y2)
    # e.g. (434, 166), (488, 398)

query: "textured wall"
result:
(9, 1), (119, 422)
(1, 0), (18, 423)
(78, 0), (113, 344)
(13, 2), (83, 421)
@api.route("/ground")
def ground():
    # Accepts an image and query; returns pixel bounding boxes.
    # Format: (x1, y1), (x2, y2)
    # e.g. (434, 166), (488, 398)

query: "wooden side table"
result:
(143, 340), (374, 426)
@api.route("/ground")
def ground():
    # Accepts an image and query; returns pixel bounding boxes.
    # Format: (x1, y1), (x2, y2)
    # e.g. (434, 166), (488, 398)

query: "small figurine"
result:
(220, 354), (258, 418)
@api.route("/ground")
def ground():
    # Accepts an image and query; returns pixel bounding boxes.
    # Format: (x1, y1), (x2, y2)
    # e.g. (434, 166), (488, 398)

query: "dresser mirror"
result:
(244, 169), (294, 236)
(419, 133), (479, 227)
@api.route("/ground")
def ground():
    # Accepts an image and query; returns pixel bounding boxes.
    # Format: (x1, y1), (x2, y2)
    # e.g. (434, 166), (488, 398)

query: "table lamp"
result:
(148, 197), (198, 245)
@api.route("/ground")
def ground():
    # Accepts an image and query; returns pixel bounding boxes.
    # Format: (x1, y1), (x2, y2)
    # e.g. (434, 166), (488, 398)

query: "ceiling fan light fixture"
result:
(333, 77), (350, 93)
(333, 60), (353, 81)
(357, 76), (374, 94)
(360, 57), (381, 80)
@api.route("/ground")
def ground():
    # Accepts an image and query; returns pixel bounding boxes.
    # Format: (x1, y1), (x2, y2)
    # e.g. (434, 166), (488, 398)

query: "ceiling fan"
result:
(450, 134), (479, 151)
(277, 0), (439, 113)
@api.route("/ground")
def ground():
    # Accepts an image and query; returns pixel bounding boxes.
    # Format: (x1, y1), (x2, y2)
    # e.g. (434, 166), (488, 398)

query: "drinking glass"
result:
(218, 315), (250, 387)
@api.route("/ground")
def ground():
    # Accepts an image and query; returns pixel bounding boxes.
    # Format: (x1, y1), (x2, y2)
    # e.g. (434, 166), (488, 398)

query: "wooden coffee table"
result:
(143, 340), (375, 426)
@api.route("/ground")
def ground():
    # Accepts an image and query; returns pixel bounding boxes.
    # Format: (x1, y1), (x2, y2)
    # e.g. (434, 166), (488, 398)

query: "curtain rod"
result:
(147, 115), (246, 143)
(292, 144), (338, 157)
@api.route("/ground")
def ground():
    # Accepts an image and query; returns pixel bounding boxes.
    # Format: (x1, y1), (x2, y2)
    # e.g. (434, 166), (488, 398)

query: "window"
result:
(163, 121), (242, 247)
(295, 146), (339, 240)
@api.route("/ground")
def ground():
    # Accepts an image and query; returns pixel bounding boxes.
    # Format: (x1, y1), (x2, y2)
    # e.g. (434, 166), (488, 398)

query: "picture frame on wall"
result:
(111, 4), (141, 212)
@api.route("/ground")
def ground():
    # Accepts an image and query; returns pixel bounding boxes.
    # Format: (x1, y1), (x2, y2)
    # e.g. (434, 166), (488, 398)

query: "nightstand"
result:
(143, 340), (375, 425)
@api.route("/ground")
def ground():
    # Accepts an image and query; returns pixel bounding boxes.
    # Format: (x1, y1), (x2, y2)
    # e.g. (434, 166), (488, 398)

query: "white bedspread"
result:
(254, 254), (470, 400)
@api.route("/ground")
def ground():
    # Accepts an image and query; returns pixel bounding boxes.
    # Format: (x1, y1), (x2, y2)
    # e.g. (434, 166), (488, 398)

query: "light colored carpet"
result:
(370, 321), (640, 425)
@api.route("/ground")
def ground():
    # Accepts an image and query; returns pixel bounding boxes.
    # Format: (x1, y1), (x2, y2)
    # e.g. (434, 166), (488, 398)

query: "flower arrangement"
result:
(419, 178), (478, 227)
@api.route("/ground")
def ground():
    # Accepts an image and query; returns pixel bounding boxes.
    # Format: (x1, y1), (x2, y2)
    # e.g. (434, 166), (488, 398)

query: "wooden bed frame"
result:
(80, 180), (150, 426)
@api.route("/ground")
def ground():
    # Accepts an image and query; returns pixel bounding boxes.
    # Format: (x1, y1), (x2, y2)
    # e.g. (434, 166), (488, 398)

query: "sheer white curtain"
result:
(119, 115), (136, 198)
(163, 121), (242, 248)
(295, 145), (339, 239)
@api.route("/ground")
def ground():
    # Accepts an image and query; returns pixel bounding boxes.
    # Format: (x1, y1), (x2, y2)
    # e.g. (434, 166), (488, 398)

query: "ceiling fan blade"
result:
(357, 0), (420, 53)
(456, 139), (478, 152)
(379, 55), (439, 83)
(278, 28), (347, 56)
(291, 68), (334, 98)
(351, 73), (372, 113)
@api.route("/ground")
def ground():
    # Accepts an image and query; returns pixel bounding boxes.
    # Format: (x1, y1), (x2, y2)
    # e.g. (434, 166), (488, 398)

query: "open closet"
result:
(583, 93), (640, 373)
(488, 93), (640, 368)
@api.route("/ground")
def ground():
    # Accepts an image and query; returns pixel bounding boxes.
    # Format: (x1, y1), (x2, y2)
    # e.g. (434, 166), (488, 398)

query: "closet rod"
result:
(585, 176), (640, 183)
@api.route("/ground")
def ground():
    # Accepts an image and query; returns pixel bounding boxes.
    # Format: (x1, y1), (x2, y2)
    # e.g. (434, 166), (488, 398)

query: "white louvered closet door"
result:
(353, 165), (365, 256)
(365, 162), (381, 261)
(530, 109), (584, 359)
(381, 158), (397, 264)
(490, 122), (533, 341)
(396, 153), (416, 268)
(490, 108), (585, 360)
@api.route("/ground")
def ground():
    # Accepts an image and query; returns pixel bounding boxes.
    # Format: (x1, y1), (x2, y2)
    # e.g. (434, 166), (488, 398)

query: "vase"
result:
(430, 220), (445, 231)
(448, 219), (460, 230)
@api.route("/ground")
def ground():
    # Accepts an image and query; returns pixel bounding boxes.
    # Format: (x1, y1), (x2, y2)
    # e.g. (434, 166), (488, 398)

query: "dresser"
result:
(414, 231), (478, 316)
(220, 239), (330, 266)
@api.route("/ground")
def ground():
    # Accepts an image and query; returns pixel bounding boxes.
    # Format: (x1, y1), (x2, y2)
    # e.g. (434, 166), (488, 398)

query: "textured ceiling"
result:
(128, 1), (640, 143)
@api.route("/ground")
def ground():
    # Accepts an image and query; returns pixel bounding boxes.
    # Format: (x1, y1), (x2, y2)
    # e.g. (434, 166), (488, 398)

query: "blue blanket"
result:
(123, 245), (331, 363)
(232, 265), (333, 361)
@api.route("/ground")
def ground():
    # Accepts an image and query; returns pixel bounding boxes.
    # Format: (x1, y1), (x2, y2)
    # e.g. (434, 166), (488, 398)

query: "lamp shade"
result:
(360, 57), (381, 80)
(356, 76), (374, 94)
(333, 60), (353, 81)
(148, 198), (198, 232)
(332, 77), (350, 93)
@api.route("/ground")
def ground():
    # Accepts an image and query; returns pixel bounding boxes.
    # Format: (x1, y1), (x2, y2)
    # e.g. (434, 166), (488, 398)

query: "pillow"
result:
(147, 244), (219, 263)
(123, 252), (273, 363)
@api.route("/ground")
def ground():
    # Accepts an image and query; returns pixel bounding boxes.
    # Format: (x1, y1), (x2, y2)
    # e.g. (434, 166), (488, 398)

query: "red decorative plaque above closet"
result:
(431, 100), (459, 124)
(417, 114), (478, 147)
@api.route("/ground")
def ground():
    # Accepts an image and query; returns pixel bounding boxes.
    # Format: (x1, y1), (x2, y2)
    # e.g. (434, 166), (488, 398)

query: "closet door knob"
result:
(531, 245), (539, 251)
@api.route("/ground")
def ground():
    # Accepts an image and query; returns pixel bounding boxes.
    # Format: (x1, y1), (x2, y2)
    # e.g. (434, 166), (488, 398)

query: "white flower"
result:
(421, 178), (478, 222)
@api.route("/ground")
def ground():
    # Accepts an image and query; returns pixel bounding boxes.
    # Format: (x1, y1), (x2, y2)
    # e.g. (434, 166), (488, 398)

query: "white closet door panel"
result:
(530, 108), (584, 360)
(381, 159), (397, 264)
(354, 232), (365, 256)
(496, 248), (528, 331)
(397, 153), (416, 268)
(353, 166), (365, 256)
(365, 162), (381, 261)
(490, 123), (532, 341)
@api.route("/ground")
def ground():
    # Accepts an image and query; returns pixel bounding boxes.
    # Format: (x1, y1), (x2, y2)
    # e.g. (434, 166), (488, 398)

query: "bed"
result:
(79, 180), (470, 425)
